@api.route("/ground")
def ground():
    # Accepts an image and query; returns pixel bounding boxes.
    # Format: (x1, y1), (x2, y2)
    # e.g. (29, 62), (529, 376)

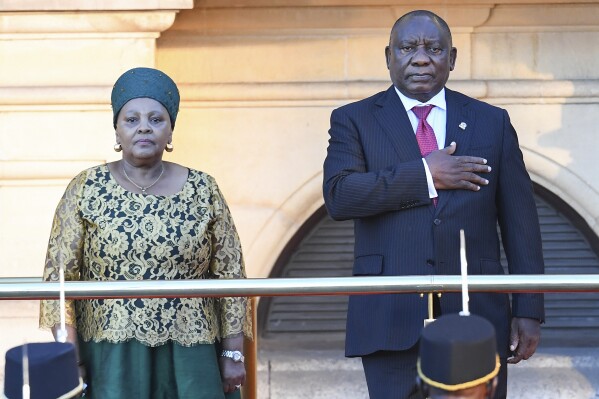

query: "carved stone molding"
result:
(0, 0), (192, 12)
(2, 80), (599, 108)
(0, 160), (102, 182)
(165, 5), (492, 37)
(0, 11), (180, 35)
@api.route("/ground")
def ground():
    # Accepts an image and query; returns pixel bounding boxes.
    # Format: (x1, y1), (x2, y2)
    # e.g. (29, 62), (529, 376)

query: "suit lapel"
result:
(373, 86), (422, 161)
(435, 88), (475, 215)
(444, 88), (474, 151)
(372, 86), (476, 215)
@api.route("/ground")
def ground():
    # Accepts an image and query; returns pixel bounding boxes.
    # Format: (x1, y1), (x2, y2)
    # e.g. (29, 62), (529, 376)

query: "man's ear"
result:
(385, 45), (391, 70)
(449, 47), (457, 71)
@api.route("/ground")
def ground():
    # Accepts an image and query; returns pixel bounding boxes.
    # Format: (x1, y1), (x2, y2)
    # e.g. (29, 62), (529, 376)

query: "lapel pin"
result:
(459, 122), (467, 130)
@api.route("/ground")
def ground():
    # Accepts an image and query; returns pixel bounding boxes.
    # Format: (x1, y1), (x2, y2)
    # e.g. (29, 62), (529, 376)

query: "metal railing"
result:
(2, 274), (599, 399)
(1, 275), (599, 300)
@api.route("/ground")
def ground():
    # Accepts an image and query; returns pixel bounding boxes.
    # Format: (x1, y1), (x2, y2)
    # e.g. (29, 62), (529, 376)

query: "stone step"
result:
(257, 347), (599, 399)
(2, 301), (599, 398)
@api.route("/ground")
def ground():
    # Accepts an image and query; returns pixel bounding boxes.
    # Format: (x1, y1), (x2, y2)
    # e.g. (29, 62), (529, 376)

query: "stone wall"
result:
(1, 0), (598, 279)
(0, 1), (192, 276)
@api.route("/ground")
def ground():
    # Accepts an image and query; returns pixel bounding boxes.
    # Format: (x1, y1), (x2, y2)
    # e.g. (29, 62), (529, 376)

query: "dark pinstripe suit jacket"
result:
(323, 86), (544, 358)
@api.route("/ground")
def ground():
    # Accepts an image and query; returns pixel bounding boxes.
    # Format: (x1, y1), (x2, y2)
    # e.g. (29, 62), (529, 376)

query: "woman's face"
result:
(115, 97), (172, 162)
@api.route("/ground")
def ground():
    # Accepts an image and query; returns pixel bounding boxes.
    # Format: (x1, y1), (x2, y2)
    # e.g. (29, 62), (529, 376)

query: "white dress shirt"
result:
(394, 87), (447, 199)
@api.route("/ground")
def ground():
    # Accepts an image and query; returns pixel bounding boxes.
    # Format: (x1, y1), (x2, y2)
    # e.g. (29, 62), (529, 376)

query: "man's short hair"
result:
(389, 10), (453, 47)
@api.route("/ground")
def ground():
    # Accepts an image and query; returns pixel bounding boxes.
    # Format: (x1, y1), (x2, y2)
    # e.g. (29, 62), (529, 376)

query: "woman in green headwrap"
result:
(39, 67), (252, 399)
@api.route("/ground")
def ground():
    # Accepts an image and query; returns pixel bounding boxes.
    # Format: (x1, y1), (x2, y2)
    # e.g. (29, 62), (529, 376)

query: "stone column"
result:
(0, 1), (192, 276)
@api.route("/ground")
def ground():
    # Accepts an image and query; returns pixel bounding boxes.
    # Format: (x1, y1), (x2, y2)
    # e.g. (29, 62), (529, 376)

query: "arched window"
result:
(259, 187), (599, 347)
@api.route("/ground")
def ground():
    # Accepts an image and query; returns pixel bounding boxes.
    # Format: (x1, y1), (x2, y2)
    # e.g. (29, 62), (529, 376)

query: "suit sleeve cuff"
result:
(422, 158), (438, 199)
(512, 293), (545, 323)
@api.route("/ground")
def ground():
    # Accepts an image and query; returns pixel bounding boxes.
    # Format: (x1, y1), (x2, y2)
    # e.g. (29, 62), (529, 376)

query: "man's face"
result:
(385, 15), (457, 102)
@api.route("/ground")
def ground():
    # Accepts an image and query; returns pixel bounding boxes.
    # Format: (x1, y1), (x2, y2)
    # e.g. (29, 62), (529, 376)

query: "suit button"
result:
(433, 219), (441, 225)
(426, 259), (435, 266)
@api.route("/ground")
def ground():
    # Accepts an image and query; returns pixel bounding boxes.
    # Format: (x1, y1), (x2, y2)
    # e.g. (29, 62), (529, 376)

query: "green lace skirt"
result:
(79, 339), (241, 399)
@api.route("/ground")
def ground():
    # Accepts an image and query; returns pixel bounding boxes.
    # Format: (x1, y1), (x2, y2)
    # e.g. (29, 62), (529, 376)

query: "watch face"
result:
(233, 352), (242, 362)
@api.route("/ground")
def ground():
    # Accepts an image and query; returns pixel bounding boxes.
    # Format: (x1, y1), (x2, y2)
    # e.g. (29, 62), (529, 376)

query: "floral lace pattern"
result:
(40, 165), (252, 346)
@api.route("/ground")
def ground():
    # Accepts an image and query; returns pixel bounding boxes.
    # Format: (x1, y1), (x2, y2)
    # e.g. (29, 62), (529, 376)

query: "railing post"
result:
(242, 297), (258, 399)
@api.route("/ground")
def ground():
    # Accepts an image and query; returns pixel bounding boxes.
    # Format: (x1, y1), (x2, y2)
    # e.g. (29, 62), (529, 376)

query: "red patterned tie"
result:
(412, 105), (438, 157)
(412, 105), (438, 206)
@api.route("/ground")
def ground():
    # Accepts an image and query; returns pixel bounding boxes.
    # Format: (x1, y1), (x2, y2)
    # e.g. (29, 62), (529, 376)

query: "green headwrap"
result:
(111, 67), (180, 129)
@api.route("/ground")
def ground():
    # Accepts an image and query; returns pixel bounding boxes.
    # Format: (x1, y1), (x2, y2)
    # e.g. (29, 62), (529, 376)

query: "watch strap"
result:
(221, 350), (244, 363)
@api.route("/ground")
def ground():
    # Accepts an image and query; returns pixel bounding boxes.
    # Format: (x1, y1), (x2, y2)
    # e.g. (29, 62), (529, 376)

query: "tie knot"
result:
(412, 105), (434, 120)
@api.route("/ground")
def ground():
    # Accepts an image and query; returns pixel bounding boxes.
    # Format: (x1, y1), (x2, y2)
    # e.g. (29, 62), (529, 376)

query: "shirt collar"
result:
(394, 87), (446, 112)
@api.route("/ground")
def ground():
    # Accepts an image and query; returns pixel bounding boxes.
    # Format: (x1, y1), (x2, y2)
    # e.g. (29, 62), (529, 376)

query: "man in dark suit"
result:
(322, 10), (544, 399)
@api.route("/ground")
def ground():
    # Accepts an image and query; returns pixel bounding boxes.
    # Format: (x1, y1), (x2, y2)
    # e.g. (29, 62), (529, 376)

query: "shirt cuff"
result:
(422, 158), (438, 199)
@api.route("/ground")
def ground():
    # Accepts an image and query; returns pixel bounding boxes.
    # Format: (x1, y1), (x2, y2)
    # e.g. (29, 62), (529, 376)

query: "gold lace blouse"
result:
(39, 165), (252, 347)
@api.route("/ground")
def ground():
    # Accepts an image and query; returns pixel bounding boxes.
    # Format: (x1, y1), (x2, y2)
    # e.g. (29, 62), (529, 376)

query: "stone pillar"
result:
(0, 1), (192, 276)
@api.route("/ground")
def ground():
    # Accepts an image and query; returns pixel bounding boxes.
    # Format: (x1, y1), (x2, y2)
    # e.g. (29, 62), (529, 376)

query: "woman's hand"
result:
(218, 356), (246, 394)
(219, 334), (246, 394)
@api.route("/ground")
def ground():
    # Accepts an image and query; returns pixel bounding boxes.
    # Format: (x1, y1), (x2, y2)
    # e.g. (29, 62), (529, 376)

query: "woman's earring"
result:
(113, 143), (122, 152)
(165, 142), (174, 152)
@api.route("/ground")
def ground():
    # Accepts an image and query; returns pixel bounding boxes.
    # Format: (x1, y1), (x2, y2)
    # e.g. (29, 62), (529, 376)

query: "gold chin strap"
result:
(417, 355), (501, 392)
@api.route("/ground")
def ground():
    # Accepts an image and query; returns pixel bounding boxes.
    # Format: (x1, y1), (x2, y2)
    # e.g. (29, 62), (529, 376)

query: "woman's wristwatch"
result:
(221, 350), (244, 363)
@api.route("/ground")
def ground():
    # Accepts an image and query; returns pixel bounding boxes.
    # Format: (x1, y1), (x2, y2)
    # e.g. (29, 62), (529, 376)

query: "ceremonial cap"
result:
(418, 314), (500, 391)
(111, 67), (180, 129)
(4, 342), (83, 399)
